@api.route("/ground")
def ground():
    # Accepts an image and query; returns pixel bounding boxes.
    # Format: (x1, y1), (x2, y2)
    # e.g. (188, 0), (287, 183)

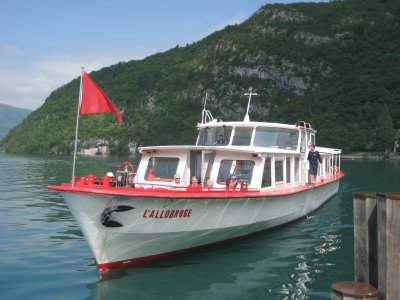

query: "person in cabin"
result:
(186, 176), (202, 192)
(225, 178), (232, 191)
(307, 144), (322, 185)
(147, 168), (158, 180)
(225, 178), (236, 191)
(240, 181), (248, 191)
(205, 178), (214, 190)
(231, 175), (239, 187)
(216, 134), (225, 144)
(171, 174), (184, 189)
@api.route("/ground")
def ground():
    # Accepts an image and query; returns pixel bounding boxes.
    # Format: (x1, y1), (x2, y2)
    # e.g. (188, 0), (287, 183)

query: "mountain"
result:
(0, 103), (31, 140)
(1, 0), (399, 154)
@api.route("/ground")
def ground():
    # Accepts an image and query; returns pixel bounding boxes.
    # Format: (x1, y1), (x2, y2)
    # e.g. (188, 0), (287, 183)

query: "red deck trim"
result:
(48, 172), (344, 199)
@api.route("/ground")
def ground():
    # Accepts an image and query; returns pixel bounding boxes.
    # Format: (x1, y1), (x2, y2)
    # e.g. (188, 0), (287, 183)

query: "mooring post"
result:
(331, 281), (378, 300)
(353, 192), (378, 286)
(330, 193), (379, 300)
(376, 193), (400, 300)
(331, 192), (400, 300)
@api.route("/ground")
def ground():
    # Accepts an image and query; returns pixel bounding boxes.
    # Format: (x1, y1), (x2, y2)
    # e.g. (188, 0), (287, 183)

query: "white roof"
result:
(316, 146), (342, 154)
(197, 120), (300, 131)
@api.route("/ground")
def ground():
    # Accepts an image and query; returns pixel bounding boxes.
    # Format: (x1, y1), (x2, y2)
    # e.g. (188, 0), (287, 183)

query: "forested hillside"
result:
(1, 0), (399, 154)
(0, 104), (31, 140)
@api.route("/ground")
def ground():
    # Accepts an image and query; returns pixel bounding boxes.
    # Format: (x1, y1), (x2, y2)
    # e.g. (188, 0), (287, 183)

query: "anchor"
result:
(100, 205), (134, 227)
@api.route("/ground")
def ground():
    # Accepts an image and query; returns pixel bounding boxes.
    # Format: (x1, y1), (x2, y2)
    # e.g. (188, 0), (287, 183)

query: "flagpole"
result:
(72, 67), (84, 187)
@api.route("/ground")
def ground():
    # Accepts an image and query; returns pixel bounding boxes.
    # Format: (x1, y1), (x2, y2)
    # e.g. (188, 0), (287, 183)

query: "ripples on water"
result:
(1, 155), (398, 300)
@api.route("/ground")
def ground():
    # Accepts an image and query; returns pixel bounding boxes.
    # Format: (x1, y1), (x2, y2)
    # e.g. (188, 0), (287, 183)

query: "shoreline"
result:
(342, 155), (400, 161)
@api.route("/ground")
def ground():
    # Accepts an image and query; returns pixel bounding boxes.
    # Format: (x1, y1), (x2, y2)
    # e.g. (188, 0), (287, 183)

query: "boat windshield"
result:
(253, 127), (299, 150)
(197, 126), (232, 146)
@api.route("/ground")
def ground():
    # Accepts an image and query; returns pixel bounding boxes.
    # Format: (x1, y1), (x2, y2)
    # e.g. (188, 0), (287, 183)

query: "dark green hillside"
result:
(1, 0), (399, 154)
(0, 104), (31, 140)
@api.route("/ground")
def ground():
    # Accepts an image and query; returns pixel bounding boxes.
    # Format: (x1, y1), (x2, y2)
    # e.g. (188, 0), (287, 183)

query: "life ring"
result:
(117, 161), (135, 187)
(117, 161), (135, 173)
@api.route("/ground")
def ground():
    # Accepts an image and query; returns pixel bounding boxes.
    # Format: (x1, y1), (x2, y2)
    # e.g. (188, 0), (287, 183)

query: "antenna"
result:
(203, 92), (208, 111)
(201, 92), (214, 124)
(244, 87), (257, 122)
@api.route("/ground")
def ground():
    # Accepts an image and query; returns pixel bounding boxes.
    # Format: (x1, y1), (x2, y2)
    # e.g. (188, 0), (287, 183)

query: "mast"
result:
(244, 87), (257, 122)
(71, 67), (84, 187)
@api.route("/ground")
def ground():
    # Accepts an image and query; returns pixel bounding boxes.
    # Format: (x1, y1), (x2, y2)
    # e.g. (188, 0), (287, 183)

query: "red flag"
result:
(80, 70), (122, 124)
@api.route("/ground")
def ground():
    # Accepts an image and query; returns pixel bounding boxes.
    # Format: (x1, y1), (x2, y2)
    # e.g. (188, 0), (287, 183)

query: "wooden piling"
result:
(376, 193), (400, 300)
(332, 192), (400, 299)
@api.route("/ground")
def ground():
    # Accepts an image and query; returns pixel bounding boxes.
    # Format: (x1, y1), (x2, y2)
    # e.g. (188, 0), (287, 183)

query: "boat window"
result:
(275, 160), (284, 182)
(294, 157), (300, 182)
(217, 159), (254, 183)
(286, 157), (291, 183)
(232, 127), (253, 146)
(197, 126), (232, 146)
(310, 134), (315, 146)
(203, 152), (215, 183)
(262, 158), (271, 188)
(327, 157), (332, 175)
(300, 131), (306, 153)
(190, 151), (202, 180)
(145, 157), (179, 181)
(254, 127), (299, 150)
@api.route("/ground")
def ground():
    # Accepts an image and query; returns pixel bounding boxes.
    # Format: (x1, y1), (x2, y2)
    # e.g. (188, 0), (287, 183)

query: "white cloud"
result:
(0, 46), (162, 110)
(0, 44), (23, 56)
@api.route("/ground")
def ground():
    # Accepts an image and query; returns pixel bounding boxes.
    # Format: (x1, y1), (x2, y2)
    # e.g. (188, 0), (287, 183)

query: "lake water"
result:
(1, 153), (399, 300)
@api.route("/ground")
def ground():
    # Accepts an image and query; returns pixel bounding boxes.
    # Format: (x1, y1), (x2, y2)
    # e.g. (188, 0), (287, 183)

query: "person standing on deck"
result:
(307, 144), (322, 185)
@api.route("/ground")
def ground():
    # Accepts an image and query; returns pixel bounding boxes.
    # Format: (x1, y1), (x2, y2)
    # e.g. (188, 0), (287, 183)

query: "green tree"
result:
(374, 105), (394, 152)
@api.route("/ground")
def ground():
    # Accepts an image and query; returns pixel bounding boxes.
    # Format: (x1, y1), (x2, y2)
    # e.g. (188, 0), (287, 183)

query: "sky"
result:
(0, 0), (328, 111)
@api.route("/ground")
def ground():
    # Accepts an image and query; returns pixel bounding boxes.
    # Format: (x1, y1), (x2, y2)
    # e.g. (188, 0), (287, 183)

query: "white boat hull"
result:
(62, 180), (339, 271)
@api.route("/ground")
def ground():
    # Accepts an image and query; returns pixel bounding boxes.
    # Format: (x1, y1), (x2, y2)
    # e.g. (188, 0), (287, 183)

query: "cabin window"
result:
(275, 160), (284, 182)
(310, 134), (315, 146)
(232, 127), (253, 146)
(217, 159), (254, 183)
(300, 131), (306, 153)
(190, 151), (202, 180)
(145, 157), (179, 181)
(262, 158), (271, 188)
(197, 126), (232, 146)
(327, 158), (332, 175)
(203, 152), (215, 182)
(254, 127), (299, 150)
(294, 157), (300, 182)
(286, 157), (291, 183)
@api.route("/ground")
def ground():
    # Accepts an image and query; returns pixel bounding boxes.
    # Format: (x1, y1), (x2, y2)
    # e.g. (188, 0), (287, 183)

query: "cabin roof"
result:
(139, 145), (299, 155)
(196, 120), (301, 131)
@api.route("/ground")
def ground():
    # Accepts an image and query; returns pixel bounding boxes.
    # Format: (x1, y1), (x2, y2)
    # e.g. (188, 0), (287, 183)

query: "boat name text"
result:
(143, 209), (192, 219)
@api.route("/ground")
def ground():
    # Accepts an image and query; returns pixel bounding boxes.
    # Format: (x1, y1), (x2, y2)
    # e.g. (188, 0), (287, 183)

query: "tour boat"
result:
(48, 92), (343, 273)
